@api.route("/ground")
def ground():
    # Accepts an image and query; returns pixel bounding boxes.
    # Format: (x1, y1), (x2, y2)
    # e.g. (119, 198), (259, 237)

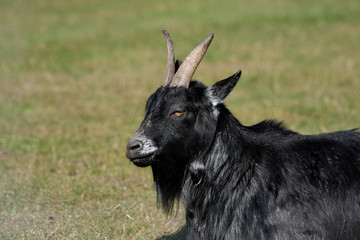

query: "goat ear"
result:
(206, 70), (241, 107)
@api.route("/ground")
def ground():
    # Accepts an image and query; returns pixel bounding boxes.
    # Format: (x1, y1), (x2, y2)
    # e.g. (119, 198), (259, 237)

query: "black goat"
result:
(126, 31), (360, 239)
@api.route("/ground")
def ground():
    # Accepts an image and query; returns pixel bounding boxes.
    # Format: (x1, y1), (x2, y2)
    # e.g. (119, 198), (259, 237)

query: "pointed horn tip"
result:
(199, 33), (215, 48)
(162, 30), (174, 43)
(206, 33), (215, 40)
(162, 30), (170, 38)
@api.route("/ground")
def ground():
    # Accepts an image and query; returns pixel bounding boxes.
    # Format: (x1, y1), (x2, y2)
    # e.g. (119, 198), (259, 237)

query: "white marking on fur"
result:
(205, 87), (223, 107)
(137, 134), (158, 155)
(205, 87), (221, 118)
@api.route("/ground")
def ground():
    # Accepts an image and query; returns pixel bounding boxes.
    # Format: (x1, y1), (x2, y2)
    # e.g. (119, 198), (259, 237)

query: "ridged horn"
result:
(170, 33), (214, 88)
(162, 30), (175, 86)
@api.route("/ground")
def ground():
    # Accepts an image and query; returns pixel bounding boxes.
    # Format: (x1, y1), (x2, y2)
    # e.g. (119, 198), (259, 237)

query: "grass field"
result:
(0, 0), (359, 239)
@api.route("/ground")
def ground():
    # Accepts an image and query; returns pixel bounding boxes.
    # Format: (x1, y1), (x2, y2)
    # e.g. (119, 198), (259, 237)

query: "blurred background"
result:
(0, 0), (359, 239)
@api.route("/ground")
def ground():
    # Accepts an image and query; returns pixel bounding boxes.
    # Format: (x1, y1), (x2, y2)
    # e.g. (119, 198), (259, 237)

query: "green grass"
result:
(0, 0), (359, 239)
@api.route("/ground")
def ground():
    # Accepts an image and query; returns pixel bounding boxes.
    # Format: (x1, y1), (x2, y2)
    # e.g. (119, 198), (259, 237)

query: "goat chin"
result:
(129, 154), (156, 167)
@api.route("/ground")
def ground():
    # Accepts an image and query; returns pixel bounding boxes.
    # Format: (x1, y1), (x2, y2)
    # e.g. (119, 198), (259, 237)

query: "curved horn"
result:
(170, 33), (214, 88)
(162, 30), (175, 86)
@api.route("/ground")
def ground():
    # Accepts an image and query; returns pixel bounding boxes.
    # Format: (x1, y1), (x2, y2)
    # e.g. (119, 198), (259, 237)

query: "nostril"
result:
(127, 140), (143, 151)
(130, 143), (141, 150)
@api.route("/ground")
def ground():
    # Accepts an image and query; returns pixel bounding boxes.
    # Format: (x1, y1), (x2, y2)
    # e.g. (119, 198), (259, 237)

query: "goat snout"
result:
(126, 135), (158, 167)
(126, 139), (144, 159)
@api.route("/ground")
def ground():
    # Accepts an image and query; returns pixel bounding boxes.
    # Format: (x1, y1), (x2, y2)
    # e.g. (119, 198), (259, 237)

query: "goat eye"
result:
(172, 111), (186, 117)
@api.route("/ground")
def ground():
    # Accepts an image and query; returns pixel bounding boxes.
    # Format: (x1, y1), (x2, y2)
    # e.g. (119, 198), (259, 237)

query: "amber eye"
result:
(172, 111), (186, 117)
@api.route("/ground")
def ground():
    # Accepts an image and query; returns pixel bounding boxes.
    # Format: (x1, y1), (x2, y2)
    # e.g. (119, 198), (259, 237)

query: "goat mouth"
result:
(130, 153), (155, 167)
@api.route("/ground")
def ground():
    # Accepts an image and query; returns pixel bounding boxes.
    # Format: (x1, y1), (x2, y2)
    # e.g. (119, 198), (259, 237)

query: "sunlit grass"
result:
(0, 0), (359, 239)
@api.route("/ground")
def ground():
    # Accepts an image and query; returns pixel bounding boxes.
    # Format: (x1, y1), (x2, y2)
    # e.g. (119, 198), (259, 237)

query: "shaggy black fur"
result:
(126, 71), (360, 239)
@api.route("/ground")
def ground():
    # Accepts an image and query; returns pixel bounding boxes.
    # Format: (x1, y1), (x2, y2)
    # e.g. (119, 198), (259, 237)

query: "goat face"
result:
(126, 84), (210, 167)
(126, 70), (241, 168)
